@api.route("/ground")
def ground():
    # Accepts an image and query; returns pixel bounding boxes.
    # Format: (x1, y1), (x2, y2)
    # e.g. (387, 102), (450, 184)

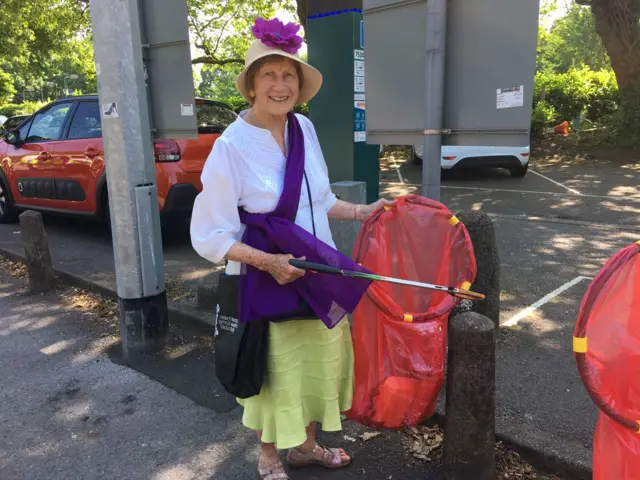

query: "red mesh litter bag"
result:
(573, 241), (640, 480)
(345, 195), (477, 429)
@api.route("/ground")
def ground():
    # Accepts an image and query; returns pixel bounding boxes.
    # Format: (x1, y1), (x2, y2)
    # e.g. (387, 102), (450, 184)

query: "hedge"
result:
(532, 66), (619, 134)
(0, 101), (47, 118)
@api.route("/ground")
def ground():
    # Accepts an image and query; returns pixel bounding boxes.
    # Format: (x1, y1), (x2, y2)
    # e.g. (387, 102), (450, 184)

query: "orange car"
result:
(0, 95), (236, 224)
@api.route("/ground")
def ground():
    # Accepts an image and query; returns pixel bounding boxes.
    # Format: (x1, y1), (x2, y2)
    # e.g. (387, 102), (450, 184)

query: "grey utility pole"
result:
(90, 0), (168, 358)
(421, 0), (447, 201)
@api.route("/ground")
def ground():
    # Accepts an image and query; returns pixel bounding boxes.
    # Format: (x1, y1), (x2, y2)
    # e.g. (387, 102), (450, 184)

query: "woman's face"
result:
(250, 58), (300, 118)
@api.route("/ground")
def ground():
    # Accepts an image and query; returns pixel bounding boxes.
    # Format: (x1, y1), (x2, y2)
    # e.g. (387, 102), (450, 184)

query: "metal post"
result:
(421, 0), (447, 201)
(90, 0), (168, 358)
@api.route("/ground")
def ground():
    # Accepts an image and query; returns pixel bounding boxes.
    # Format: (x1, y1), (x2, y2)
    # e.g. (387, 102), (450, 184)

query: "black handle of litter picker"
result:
(289, 259), (343, 275)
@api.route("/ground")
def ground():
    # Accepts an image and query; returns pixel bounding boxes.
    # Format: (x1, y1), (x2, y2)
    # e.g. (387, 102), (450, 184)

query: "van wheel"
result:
(0, 178), (18, 224)
(509, 164), (528, 177)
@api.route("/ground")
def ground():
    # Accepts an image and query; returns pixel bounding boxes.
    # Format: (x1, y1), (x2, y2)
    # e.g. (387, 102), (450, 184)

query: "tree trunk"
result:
(590, 0), (640, 101)
(297, 0), (307, 37)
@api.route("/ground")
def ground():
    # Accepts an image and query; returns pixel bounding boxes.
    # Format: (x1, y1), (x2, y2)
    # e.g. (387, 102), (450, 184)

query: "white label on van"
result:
(181, 104), (194, 116)
(497, 85), (524, 109)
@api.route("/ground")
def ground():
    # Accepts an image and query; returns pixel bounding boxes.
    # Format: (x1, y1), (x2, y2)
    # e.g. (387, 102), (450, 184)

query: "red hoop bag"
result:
(345, 195), (477, 429)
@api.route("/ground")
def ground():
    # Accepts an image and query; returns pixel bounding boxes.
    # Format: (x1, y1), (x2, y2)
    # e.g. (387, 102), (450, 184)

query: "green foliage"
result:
(533, 67), (619, 125)
(0, 101), (47, 118)
(1, 0), (302, 109)
(189, 2), (304, 115)
(0, 0), (91, 84)
(188, 0), (295, 66)
(537, 5), (609, 74)
(531, 101), (557, 137)
(532, 2), (640, 146)
(0, 70), (16, 103)
(293, 103), (309, 117)
(0, 0), (94, 102)
(198, 64), (242, 101)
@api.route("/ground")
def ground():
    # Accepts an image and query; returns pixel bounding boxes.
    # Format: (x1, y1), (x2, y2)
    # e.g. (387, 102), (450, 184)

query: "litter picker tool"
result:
(289, 260), (485, 301)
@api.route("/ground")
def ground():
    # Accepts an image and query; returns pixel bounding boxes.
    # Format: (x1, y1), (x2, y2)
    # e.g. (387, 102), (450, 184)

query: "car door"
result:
(51, 100), (104, 214)
(5, 101), (74, 210)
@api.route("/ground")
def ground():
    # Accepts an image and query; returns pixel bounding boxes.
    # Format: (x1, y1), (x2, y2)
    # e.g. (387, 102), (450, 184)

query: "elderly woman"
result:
(190, 18), (393, 480)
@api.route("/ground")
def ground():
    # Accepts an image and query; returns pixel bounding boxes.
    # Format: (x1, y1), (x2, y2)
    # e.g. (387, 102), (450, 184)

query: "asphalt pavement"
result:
(0, 269), (439, 480)
(0, 152), (638, 477)
(0, 270), (249, 480)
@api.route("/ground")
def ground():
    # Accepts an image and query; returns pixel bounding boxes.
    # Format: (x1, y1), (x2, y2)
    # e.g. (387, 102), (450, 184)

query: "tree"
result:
(0, 0), (90, 72)
(0, 0), (92, 99)
(0, 69), (16, 103)
(579, 0), (640, 129)
(1, 0), (306, 106)
(537, 4), (609, 73)
(188, 0), (295, 66)
(297, 0), (307, 35)
(197, 63), (248, 110)
(586, 0), (640, 93)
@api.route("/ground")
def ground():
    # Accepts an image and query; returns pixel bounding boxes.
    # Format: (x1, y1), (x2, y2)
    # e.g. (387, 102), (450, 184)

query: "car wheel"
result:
(509, 164), (528, 177)
(103, 194), (112, 232)
(0, 178), (18, 224)
(412, 148), (423, 165)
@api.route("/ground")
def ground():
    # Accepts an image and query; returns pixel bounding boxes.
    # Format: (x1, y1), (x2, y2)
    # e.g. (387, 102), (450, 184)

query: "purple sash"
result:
(238, 112), (371, 329)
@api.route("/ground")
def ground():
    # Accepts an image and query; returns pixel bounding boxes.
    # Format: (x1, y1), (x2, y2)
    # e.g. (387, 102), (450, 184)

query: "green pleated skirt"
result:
(237, 317), (354, 449)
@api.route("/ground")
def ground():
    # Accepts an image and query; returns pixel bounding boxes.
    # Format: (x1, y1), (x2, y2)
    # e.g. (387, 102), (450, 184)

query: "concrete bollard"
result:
(329, 181), (367, 258)
(456, 211), (501, 327)
(443, 311), (496, 480)
(19, 211), (56, 293)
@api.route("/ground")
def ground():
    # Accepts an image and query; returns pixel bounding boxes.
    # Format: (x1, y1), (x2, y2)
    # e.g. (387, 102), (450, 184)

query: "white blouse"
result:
(190, 112), (338, 275)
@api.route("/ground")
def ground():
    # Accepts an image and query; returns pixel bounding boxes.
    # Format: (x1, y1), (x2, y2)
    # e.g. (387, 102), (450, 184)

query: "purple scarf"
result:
(237, 112), (372, 329)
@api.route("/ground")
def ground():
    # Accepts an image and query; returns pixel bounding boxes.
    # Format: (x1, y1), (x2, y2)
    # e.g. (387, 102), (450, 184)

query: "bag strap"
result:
(303, 170), (316, 237)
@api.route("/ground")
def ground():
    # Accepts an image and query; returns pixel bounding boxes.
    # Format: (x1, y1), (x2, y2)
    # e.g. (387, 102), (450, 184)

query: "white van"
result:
(412, 144), (530, 177)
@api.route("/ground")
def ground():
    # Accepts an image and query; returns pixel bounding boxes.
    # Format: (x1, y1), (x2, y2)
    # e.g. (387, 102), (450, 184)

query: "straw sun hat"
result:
(236, 18), (323, 105)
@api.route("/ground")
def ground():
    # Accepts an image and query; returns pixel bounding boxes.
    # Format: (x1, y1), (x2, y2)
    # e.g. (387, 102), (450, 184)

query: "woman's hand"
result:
(264, 254), (306, 285)
(358, 198), (397, 220)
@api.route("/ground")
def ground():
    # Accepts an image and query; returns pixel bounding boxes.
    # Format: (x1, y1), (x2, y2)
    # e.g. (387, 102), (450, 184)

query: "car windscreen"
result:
(195, 102), (237, 134)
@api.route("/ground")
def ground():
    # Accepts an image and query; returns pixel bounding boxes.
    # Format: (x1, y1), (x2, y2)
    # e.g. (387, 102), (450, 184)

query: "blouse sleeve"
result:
(298, 114), (338, 213)
(190, 137), (243, 264)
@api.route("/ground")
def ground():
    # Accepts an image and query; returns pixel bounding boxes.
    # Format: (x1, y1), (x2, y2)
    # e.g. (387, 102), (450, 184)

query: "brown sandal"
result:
(258, 460), (289, 480)
(286, 443), (352, 469)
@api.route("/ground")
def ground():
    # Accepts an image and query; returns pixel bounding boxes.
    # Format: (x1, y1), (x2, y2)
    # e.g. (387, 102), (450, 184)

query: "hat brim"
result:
(236, 40), (323, 106)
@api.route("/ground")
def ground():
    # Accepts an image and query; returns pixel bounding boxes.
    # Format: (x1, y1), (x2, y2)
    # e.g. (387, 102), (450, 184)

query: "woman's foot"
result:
(286, 443), (351, 469)
(258, 448), (288, 479)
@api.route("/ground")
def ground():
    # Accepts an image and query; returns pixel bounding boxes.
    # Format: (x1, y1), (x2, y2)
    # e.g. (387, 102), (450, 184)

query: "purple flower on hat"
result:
(252, 17), (304, 54)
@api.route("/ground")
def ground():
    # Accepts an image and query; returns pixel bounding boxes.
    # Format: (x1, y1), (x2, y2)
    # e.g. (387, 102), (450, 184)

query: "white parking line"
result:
(502, 276), (593, 327)
(529, 169), (583, 196)
(390, 157), (405, 184)
(379, 181), (638, 202)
